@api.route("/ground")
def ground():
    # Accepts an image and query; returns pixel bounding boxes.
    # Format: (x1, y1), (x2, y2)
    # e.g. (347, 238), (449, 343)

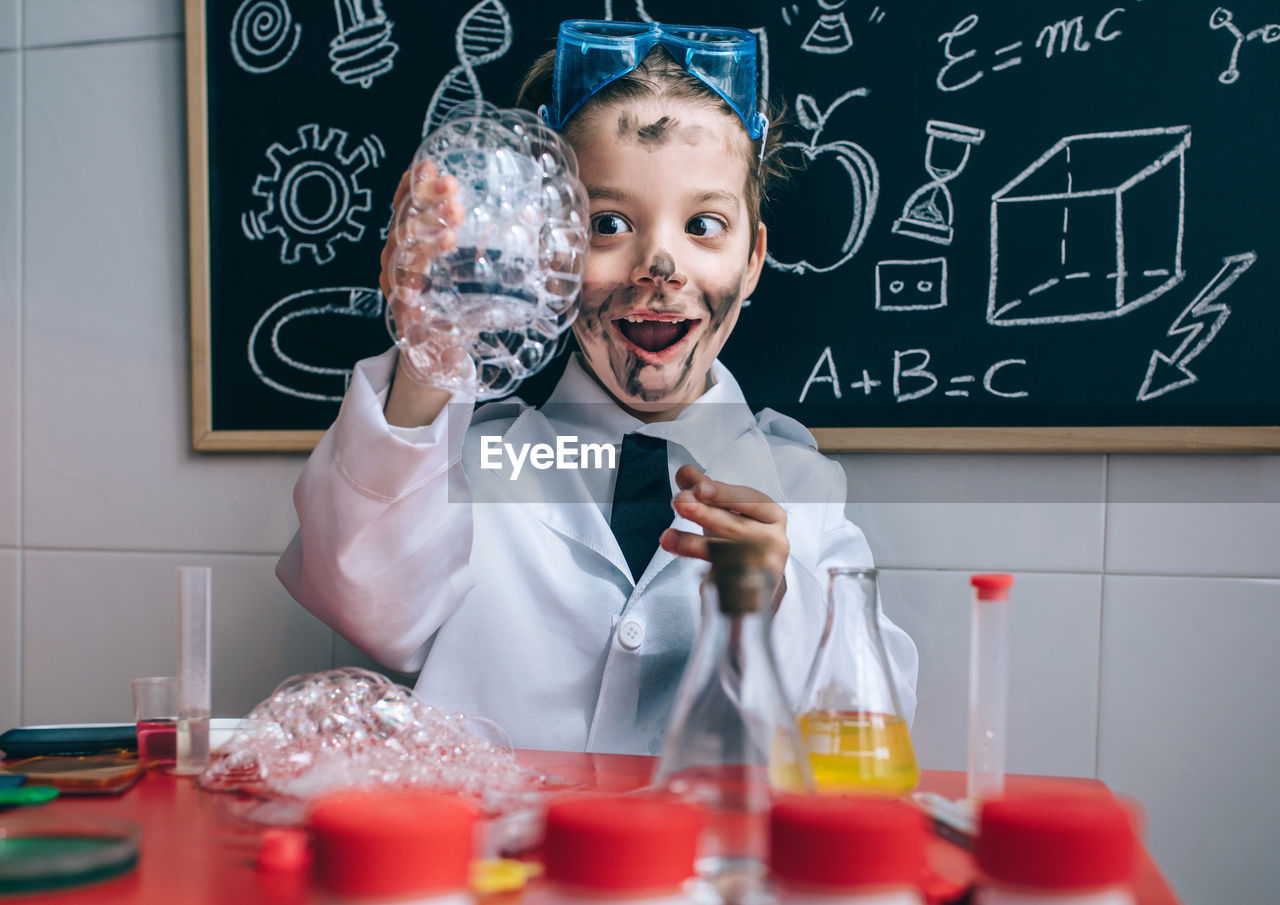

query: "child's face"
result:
(569, 98), (766, 419)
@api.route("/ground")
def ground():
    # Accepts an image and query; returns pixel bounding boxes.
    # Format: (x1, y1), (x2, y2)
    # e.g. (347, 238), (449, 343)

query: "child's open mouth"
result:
(614, 314), (698, 359)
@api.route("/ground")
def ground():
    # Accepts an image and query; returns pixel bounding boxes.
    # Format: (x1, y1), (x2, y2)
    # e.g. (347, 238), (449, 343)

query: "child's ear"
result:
(743, 222), (768, 298)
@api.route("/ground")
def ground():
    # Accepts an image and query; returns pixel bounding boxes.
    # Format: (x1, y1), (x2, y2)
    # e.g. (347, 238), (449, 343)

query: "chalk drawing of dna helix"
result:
(422, 0), (514, 136)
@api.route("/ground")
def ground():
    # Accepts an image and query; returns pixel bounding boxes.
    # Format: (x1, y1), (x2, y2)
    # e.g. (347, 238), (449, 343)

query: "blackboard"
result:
(186, 0), (1280, 451)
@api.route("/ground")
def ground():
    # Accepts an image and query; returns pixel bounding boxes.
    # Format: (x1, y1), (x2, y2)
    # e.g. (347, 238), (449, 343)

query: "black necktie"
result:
(610, 434), (672, 583)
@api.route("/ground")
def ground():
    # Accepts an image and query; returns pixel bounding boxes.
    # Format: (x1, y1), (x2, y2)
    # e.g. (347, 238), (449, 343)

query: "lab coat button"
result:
(618, 619), (645, 650)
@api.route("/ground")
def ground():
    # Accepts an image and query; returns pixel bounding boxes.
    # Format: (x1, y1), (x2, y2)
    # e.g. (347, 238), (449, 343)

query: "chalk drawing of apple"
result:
(766, 89), (879, 275)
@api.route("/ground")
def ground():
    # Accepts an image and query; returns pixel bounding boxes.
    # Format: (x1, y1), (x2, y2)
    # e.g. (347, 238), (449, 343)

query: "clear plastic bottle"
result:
(770, 795), (928, 904)
(307, 788), (475, 904)
(795, 567), (919, 796)
(652, 539), (813, 901)
(975, 792), (1138, 905)
(527, 794), (702, 904)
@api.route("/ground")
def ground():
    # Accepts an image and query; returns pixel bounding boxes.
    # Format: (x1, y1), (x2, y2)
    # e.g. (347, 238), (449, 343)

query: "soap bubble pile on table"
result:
(199, 668), (566, 837)
(385, 101), (590, 398)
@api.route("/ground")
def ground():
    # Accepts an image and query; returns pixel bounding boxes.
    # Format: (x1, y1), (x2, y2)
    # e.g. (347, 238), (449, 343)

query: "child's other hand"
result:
(660, 465), (789, 608)
(380, 159), (465, 337)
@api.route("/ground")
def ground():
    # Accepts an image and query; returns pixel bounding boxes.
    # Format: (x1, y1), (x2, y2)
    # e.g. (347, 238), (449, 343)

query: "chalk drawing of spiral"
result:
(422, 0), (514, 136)
(230, 0), (302, 75)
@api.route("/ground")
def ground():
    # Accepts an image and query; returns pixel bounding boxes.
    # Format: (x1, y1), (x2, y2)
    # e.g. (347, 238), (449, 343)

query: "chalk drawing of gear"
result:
(242, 124), (385, 265)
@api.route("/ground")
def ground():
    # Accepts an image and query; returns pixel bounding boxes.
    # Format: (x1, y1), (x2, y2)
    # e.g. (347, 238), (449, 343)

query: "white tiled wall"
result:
(0, 49), (17, 549)
(22, 0), (181, 48)
(0, 551), (17, 734)
(0, 1), (17, 52)
(0, 8), (1277, 905)
(22, 551), (332, 723)
(1097, 575), (1280, 905)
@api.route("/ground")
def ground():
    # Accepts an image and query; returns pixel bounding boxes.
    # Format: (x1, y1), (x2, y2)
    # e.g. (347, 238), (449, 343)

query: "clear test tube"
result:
(966, 573), (1014, 803)
(174, 566), (211, 776)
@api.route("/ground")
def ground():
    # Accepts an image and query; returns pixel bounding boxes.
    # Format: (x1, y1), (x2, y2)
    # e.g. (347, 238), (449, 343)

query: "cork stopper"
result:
(706, 539), (772, 614)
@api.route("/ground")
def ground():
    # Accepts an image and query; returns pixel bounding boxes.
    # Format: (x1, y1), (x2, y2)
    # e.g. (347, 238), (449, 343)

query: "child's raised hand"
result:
(381, 160), (465, 330)
(381, 159), (470, 389)
(660, 465), (790, 607)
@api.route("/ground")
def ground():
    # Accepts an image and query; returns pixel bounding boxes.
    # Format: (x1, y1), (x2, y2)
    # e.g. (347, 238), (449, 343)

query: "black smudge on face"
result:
(649, 251), (675, 281)
(636, 116), (674, 146)
(574, 267), (747, 404)
(616, 113), (633, 137)
(703, 281), (741, 334)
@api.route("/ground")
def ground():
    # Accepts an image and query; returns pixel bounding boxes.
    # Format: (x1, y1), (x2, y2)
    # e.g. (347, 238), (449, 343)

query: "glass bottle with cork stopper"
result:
(795, 567), (919, 795)
(652, 537), (813, 900)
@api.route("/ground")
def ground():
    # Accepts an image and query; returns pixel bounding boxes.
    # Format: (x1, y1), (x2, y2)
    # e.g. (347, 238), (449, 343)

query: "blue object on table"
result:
(0, 724), (137, 758)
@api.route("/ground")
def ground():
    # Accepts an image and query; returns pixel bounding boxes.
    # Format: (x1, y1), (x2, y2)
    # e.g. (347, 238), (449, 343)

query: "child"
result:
(277, 20), (917, 755)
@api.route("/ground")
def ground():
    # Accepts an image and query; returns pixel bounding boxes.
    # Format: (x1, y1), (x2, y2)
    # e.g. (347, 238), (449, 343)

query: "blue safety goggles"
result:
(540, 19), (768, 140)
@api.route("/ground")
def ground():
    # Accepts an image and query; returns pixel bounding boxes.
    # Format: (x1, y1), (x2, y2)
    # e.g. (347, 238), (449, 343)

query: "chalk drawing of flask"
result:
(422, 0), (514, 136)
(893, 120), (985, 246)
(329, 0), (399, 89)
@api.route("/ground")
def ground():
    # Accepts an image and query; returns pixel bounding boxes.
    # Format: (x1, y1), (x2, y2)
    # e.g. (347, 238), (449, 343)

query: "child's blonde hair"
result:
(518, 45), (789, 250)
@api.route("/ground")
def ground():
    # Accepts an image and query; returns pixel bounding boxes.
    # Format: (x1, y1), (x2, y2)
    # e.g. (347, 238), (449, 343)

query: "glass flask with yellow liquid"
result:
(653, 539), (813, 901)
(796, 567), (919, 796)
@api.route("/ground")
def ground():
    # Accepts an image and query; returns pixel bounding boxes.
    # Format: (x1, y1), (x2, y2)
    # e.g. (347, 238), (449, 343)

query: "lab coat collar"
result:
(542, 354), (764, 474)
(493, 354), (785, 588)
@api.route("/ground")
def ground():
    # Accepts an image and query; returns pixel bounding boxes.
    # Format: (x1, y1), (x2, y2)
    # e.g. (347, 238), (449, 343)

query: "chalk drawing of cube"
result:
(988, 126), (1190, 326)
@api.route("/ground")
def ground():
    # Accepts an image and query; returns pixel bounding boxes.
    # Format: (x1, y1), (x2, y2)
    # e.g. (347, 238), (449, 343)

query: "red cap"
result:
(542, 794), (701, 893)
(307, 788), (475, 898)
(770, 796), (927, 889)
(256, 827), (311, 873)
(971, 574), (1015, 601)
(978, 792), (1137, 890)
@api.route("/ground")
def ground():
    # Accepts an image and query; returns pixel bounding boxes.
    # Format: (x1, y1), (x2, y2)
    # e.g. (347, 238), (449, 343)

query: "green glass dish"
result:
(0, 815), (140, 892)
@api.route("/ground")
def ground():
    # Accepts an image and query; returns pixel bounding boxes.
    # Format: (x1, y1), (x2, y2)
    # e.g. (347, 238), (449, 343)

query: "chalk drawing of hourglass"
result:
(892, 120), (985, 246)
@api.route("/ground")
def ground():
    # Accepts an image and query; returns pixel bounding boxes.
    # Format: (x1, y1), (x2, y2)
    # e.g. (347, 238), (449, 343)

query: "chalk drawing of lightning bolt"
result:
(1137, 251), (1256, 401)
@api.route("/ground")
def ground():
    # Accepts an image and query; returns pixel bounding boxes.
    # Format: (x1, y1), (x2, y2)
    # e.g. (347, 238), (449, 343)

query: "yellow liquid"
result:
(798, 711), (920, 796)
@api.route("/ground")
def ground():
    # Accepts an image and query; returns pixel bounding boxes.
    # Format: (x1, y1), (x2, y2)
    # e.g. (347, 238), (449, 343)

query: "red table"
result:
(0, 752), (1181, 904)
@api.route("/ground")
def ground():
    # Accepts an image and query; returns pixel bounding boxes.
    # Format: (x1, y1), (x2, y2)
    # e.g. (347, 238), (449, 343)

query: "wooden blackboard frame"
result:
(184, 0), (1280, 453)
(187, 0), (319, 451)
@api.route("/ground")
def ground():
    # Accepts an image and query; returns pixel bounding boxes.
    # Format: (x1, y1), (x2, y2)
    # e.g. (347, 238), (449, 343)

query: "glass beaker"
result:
(796, 567), (919, 796)
(652, 539), (812, 900)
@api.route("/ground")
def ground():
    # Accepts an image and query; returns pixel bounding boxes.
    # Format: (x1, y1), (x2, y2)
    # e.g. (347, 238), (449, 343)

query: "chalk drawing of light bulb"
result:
(892, 120), (986, 246)
(422, 0), (514, 136)
(230, 0), (301, 74)
(329, 0), (399, 89)
(765, 90), (878, 275)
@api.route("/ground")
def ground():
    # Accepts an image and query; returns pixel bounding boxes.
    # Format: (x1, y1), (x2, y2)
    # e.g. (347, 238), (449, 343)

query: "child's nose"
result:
(631, 249), (686, 290)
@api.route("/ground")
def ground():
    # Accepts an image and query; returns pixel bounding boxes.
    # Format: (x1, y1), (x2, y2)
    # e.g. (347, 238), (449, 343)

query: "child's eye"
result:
(592, 214), (631, 237)
(687, 216), (726, 238)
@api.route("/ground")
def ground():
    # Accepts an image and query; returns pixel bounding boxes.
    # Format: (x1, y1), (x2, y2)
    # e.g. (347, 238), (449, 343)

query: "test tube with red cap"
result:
(968, 573), (1015, 802)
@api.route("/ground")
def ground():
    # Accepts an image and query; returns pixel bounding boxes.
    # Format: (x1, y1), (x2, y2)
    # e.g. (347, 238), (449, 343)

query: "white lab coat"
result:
(277, 349), (918, 755)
